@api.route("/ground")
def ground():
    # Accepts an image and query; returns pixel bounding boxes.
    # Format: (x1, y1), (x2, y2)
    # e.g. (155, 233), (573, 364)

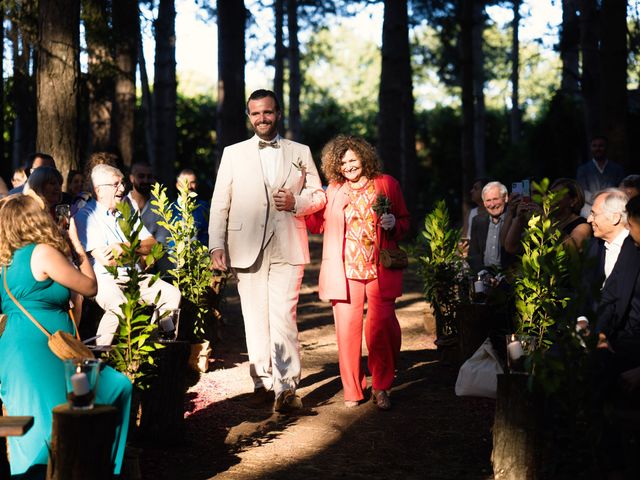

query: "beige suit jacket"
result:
(209, 136), (326, 268)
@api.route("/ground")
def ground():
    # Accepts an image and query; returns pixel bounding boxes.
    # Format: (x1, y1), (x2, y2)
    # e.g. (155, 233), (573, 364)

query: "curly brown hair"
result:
(0, 194), (69, 266)
(320, 135), (382, 184)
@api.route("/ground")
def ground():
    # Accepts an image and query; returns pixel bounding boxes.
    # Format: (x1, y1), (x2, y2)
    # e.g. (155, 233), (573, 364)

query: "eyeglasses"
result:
(96, 181), (124, 189)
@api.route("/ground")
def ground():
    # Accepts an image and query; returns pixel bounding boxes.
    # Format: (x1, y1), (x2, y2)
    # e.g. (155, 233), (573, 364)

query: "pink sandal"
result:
(372, 389), (391, 410)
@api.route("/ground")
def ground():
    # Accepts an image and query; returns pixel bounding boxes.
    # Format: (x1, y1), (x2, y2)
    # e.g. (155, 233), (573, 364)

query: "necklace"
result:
(348, 177), (369, 190)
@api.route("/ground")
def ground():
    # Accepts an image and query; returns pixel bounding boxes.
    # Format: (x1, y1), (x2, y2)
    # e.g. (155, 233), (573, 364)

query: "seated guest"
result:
(23, 166), (64, 219)
(65, 169), (84, 198)
(590, 195), (640, 475)
(173, 168), (209, 246)
(73, 164), (181, 346)
(0, 194), (132, 477)
(585, 188), (629, 287)
(72, 151), (120, 214)
(11, 167), (28, 189)
(549, 178), (592, 251)
(125, 161), (171, 273)
(619, 174), (640, 200)
(468, 181), (515, 273)
(8, 153), (56, 195)
(503, 178), (591, 254)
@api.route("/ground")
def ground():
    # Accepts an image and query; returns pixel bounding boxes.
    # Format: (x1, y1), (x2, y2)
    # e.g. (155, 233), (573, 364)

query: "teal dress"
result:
(0, 244), (132, 477)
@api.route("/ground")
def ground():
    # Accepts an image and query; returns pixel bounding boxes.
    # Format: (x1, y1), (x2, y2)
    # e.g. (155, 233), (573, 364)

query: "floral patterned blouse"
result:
(344, 180), (378, 280)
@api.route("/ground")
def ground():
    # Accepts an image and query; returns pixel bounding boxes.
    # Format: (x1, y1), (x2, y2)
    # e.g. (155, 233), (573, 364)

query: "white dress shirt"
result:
(257, 134), (281, 187)
(604, 228), (629, 280)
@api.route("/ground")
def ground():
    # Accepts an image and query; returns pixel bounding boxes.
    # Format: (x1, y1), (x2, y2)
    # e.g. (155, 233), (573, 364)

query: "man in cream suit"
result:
(209, 89), (326, 413)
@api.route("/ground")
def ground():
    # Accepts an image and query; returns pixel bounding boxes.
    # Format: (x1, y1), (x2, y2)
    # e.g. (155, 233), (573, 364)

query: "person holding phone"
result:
(468, 181), (516, 273)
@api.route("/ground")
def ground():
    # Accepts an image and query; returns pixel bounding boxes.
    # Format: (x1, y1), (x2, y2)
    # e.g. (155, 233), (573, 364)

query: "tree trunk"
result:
(459, 0), (475, 216)
(378, 0), (417, 209)
(154, 0), (177, 191)
(579, 0), (602, 141)
(274, 0), (285, 133)
(36, 0), (81, 183)
(286, 0), (301, 141)
(510, 0), (522, 145)
(112, 0), (138, 168)
(472, 1), (486, 177)
(9, 5), (37, 169)
(0, 7), (5, 181)
(600, 0), (628, 168)
(83, 0), (113, 156)
(560, 0), (580, 95)
(492, 374), (543, 479)
(216, 0), (246, 172)
(47, 405), (118, 480)
(138, 24), (155, 166)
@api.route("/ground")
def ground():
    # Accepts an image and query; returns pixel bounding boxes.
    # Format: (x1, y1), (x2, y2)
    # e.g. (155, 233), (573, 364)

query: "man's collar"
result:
(605, 228), (629, 248)
(253, 134), (281, 144)
(592, 158), (608, 174)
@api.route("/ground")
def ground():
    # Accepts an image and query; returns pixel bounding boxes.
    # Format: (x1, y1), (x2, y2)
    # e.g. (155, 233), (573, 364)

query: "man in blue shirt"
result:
(74, 164), (181, 346)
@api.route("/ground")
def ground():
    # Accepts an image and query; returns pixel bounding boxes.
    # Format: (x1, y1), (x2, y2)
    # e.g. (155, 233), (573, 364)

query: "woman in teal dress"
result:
(0, 193), (132, 478)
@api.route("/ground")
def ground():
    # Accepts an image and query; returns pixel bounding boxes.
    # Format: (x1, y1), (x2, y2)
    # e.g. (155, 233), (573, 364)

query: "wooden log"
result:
(492, 374), (542, 480)
(0, 416), (34, 436)
(456, 303), (493, 364)
(47, 404), (118, 480)
(139, 340), (190, 443)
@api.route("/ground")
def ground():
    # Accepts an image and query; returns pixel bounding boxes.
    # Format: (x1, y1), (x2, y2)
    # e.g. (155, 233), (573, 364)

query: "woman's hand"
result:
(379, 213), (396, 230)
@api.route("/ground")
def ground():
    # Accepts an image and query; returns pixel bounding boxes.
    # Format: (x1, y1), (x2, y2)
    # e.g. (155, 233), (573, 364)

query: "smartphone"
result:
(55, 204), (71, 229)
(512, 180), (531, 201)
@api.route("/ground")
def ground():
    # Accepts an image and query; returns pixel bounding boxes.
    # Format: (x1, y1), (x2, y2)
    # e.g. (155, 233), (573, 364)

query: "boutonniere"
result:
(292, 158), (305, 177)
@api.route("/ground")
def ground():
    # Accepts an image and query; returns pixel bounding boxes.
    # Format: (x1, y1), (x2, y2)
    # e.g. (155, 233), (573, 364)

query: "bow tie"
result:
(258, 140), (280, 149)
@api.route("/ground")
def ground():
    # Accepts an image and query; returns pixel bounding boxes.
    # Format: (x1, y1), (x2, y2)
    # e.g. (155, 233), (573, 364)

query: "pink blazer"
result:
(309, 174), (410, 301)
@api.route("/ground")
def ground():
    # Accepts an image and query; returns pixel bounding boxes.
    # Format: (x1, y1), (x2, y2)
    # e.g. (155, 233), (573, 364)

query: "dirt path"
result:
(139, 236), (495, 479)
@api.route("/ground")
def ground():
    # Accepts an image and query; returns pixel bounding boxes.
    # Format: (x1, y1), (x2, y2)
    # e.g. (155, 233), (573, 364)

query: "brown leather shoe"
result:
(372, 389), (391, 411)
(247, 387), (275, 408)
(273, 389), (303, 413)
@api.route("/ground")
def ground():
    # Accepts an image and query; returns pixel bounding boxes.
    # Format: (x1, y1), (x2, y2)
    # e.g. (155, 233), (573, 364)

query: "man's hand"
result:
(596, 332), (613, 351)
(92, 243), (123, 267)
(210, 249), (227, 271)
(273, 188), (295, 212)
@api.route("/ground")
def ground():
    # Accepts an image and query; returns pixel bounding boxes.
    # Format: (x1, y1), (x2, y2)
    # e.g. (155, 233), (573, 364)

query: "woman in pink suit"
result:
(310, 135), (410, 410)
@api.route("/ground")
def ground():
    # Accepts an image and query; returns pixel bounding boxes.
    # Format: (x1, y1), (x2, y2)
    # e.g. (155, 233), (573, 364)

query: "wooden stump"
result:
(457, 303), (492, 364)
(47, 404), (118, 480)
(139, 340), (190, 443)
(492, 374), (542, 480)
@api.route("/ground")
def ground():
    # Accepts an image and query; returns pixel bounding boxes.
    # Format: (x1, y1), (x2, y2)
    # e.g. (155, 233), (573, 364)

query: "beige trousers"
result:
(235, 237), (304, 396)
(94, 273), (181, 346)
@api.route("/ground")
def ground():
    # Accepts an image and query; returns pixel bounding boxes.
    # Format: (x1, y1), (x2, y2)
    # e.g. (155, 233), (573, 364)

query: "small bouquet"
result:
(372, 194), (391, 216)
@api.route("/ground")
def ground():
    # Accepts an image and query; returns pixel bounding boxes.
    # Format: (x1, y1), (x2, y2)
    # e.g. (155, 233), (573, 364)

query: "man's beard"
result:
(136, 183), (152, 195)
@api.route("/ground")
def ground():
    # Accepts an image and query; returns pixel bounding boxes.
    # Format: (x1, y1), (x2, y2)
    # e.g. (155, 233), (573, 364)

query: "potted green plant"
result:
(151, 182), (227, 372)
(105, 200), (166, 389)
(415, 200), (467, 346)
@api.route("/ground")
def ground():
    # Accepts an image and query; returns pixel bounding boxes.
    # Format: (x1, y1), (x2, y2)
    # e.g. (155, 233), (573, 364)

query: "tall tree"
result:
(36, 0), (81, 183)
(579, 0), (602, 141)
(83, 0), (114, 153)
(216, 0), (247, 170)
(112, 0), (138, 168)
(378, 0), (417, 207)
(510, 0), (521, 144)
(459, 0), (475, 205)
(9, 1), (37, 168)
(472, 0), (486, 176)
(600, 0), (628, 167)
(274, 0), (285, 133)
(560, 0), (580, 95)
(154, 0), (177, 189)
(286, 0), (301, 140)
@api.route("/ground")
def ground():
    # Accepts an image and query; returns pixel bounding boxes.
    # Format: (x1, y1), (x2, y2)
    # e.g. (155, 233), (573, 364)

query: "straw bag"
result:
(3, 267), (94, 360)
(379, 248), (409, 270)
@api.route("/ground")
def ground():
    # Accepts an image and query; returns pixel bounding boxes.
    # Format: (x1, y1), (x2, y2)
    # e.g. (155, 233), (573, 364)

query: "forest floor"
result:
(137, 235), (496, 480)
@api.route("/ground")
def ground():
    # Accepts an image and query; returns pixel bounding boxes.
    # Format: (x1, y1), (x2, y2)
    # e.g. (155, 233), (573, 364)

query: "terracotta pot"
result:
(188, 341), (211, 373)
